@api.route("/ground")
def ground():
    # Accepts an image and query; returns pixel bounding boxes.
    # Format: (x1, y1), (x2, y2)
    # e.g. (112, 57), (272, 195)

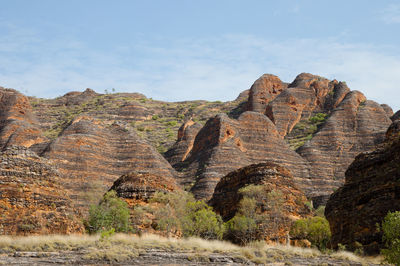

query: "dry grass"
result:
(0, 234), (384, 264)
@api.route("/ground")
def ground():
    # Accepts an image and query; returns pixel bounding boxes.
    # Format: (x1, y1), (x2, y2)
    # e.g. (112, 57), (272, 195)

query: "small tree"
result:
(151, 191), (225, 240)
(225, 185), (285, 245)
(85, 190), (131, 234)
(181, 201), (225, 240)
(381, 211), (400, 264)
(290, 216), (331, 250)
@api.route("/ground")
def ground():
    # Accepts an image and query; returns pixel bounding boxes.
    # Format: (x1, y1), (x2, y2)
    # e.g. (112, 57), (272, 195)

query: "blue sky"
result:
(0, 0), (399, 111)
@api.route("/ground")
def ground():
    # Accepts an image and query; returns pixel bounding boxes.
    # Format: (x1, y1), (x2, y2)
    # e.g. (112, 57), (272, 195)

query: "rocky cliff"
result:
(210, 162), (310, 242)
(0, 88), (46, 149)
(210, 162), (309, 220)
(245, 74), (287, 113)
(165, 119), (203, 167)
(297, 91), (392, 197)
(0, 146), (83, 235)
(325, 119), (400, 254)
(110, 171), (180, 206)
(42, 116), (178, 210)
(182, 111), (311, 200)
(0, 71), (393, 226)
(172, 73), (391, 201)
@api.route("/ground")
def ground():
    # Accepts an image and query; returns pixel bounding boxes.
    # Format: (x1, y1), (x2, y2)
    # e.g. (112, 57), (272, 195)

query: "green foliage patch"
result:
(381, 211), (400, 264)
(85, 190), (132, 234)
(290, 216), (331, 250)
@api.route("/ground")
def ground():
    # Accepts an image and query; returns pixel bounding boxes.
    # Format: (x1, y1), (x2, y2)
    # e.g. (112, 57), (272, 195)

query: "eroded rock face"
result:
(246, 74), (287, 113)
(298, 91), (392, 197)
(176, 73), (391, 202)
(165, 120), (203, 166)
(325, 121), (400, 254)
(0, 146), (84, 235)
(184, 111), (311, 200)
(0, 88), (46, 149)
(110, 171), (180, 206)
(42, 116), (178, 210)
(380, 104), (393, 117)
(265, 73), (347, 137)
(210, 162), (310, 241)
(392, 110), (400, 121)
(57, 88), (99, 106)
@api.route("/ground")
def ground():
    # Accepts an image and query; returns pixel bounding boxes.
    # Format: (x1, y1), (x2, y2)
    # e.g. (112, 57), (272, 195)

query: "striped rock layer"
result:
(0, 146), (84, 235)
(42, 116), (178, 210)
(325, 119), (400, 254)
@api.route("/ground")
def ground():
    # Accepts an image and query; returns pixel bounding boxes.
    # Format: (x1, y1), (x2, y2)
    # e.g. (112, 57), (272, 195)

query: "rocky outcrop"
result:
(298, 91), (392, 197)
(210, 162), (309, 220)
(380, 104), (393, 117)
(0, 146), (84, 235)
(246, 74), (287, 113)
(42, 116), (178, 210)
(0, 88), (46, 149)
(386, 119), (400, 141)
(265, 73), (347, 137)
(58, 88), (99, 106)
(392, 110), (400, 121)
(210, 162), (310, 241)
(176, 73), (392, 201)
(325, 120), (400, 254)
(110, 171), (180, 206)
(183, 111), (311, 200)
(164, 120), (203, 166)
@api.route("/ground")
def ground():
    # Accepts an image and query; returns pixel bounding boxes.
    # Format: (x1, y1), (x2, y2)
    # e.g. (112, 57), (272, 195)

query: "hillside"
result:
(0, 72), (395, 235)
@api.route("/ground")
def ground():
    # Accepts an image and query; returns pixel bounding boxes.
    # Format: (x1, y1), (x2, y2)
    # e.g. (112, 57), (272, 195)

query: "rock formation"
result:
(391, 110), (400, 121)
(0, 146), (83, 235)
(210, 162), (310, 241)
(0, 71), (393, 233)
(182, 111), (311, 200)
(297, 91), (392, 198)
(164, 119), (203, 167)
(0, 88), (46, 149)
(174, 73), (392, 202)
(246, 74), (287, 113)
(110, 171), (180, 207)
(325, 120), (400, 254)
(265, 73), (348, 137)
(42, 116), (178, 210)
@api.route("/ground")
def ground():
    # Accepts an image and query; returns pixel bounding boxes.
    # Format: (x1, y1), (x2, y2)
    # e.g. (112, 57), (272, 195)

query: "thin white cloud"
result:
(0, 23), (399, 112)
(381, 3), (400, 24)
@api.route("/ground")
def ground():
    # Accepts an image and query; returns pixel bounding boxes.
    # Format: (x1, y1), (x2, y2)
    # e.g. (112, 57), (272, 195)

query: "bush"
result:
(225, 214), (257, 245)
(181, 201), (226, 240)
(290, 216), (331, 250)
(381, 211), (400, 264)
(225, 185), (285, 245)
(151, 191), (225, 240)
(85, 190), (131, 234)
(165, 120), (178, 126)
(309, 113), (327, 124)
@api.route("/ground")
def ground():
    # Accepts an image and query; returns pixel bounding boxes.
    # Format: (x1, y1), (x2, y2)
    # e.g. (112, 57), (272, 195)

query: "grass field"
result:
(0, 233), (384, 265)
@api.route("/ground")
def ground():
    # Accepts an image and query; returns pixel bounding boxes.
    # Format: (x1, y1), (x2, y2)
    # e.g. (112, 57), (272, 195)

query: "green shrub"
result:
(166, 120), (178, 126)
(309, 113), (328, 124)
(152, 115), (159, 120)
(181, 201), (226, 240)
(85, 190), (131, 234)
(290, 216), (331, 250)
(151, 191), (225, 240)
(381, 211), (400, 264)
(225, 185), (285, 245)
(225, 214), (257, 245)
